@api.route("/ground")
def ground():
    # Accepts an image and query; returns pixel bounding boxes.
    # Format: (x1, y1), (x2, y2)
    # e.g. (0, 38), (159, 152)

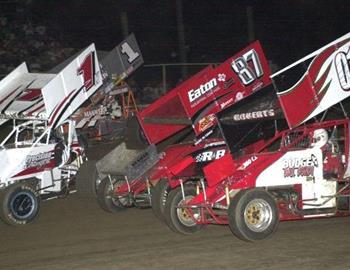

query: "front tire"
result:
(96, 177), (132, 213)
(151, 179), (171, 221)
(228, 189), (279, 242)
(164, 185), (203, 234)
(0, 184), (40, 226)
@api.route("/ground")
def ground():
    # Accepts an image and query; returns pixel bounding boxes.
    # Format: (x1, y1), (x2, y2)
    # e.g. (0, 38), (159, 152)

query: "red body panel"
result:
(116, 139), (228, 194)
(204, 154), (236, 187)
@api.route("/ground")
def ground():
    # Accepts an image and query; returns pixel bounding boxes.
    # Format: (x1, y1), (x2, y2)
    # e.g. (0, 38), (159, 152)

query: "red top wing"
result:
(138, 41), (271, 144)
(273, 33), (350, 128)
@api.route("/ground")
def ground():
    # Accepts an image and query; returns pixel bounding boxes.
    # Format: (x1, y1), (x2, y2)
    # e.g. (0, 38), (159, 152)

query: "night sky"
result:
(2, 0), (350, 72)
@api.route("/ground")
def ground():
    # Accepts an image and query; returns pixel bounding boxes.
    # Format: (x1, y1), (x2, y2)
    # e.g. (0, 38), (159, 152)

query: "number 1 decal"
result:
(231, 49), (263, 85)
(77, 52), (95, 92)
(121, 42), (140, 63)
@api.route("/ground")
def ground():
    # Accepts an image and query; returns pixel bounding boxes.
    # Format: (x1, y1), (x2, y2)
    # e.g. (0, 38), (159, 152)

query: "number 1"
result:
(121, 42), (140, 63)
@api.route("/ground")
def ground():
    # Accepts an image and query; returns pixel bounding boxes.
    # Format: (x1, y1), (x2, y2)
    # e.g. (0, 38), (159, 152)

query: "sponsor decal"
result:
(235, 92), (244, 101)
(217, 73), (226, 82)
(223, 78), (235, 89)
(83, 106), (108, 118)
(194, 129), (214, 145)
(238, 156), (257, 170)
(220, 97), (234, 109)
(252, 81), (264, 92)
(282, 154), (318, 178)
(25, 152), (53, 168)
(233, 109), (275, 121)
(188, 78), (218, 103)
(198, 114), (216, 132)
(195, 149), (226, 162)
(204, 141), (226, 148)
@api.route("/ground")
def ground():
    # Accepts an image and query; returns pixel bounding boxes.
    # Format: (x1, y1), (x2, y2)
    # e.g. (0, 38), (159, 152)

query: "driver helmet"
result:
(311, 128), (328, 148)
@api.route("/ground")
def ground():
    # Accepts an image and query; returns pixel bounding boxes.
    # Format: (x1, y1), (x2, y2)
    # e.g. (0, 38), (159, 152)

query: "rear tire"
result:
(76, 160), (100, 200)
(96, 177), (131, 213)
(0, 183), (40, 226)
(151, 179), (171, 221)
(78, 134), (89, 151)
(228, 189), (279, 241)
(125, 116), (148, 149)
(164, 185), (203, 234)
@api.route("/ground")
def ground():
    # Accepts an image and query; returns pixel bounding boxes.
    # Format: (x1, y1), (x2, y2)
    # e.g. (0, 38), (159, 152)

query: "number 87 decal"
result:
(231, 49), (264, 85)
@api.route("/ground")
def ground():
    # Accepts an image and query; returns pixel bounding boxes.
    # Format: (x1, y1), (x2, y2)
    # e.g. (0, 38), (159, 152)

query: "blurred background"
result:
(1, 0), (349, 103)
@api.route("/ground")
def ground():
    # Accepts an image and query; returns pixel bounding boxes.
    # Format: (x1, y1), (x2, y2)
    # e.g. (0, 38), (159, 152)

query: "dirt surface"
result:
(1, 196), (350, 270)
(1, 143), (350, 270)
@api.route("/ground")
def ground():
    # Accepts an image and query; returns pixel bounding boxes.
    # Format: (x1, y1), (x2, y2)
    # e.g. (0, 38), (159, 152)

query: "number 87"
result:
(231, 49), (263, 85)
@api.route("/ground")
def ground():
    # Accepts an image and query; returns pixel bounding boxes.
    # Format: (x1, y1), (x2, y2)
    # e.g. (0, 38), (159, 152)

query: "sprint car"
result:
(93, 40), (273, 219)
(163, 32), (350, 241)
(0, 43), (102, 225)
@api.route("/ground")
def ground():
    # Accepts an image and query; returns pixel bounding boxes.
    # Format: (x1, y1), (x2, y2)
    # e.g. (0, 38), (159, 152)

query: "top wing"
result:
(0, 44), (102, 128)
(42, 43), (102, 128)
(137, 40), (272, 145)
(101, 33), (144, 80)
(272, 32), (350, 128)
(0, 62), (55, 122)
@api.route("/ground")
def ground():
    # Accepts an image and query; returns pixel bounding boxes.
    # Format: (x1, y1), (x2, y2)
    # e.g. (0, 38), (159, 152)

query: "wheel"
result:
(228, 189), (279, 242)
(164, 185), (203, 234)
(96, 177), (132, 213)
(151, 179), (171, 221)
(0, 184), (40, 226)
(78, 134), (89, 151)
(337, 182), (349, 210)
(76, 160), (100, 200)
(125, 116), (149, 149)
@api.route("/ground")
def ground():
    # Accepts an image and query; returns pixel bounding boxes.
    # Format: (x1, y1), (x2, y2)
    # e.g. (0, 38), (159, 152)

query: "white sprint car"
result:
(0, 44), (102, 225)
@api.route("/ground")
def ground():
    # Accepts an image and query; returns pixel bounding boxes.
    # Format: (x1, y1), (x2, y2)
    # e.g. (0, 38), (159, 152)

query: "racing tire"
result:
(228, 189), (279, 242)
(0, 183), (40, 226)
(337, 182), (349, 210)
(151, 179), (171, 221)
(125, 116), (149, 150)
(76, 160), (100, 201)
(96, 177), (131, 213)
(78, 134), (89, 151)
(164, 185), (203, 234)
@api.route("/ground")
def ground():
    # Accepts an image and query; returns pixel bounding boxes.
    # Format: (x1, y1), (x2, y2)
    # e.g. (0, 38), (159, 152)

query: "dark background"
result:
(1, 0), (349, 80)
(2, 0), (350, 66)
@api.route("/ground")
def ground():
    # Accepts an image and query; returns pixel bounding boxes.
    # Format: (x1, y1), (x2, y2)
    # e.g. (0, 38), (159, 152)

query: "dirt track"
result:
(1, 143), (350, 270)
(1, 193), (350, 270)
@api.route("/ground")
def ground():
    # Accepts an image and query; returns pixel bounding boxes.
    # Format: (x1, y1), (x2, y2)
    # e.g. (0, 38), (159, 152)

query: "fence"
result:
(130, 63), (216, 104)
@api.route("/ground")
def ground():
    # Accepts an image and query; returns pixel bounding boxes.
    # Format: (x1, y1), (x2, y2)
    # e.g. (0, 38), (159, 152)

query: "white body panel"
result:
(256, 148), (336, 209)
(41, 168), (62, 192)
(0, 144), (55, 178)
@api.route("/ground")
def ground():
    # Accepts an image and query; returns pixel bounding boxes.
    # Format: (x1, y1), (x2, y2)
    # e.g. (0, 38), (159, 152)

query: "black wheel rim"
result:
(10, 191), (36, 220)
